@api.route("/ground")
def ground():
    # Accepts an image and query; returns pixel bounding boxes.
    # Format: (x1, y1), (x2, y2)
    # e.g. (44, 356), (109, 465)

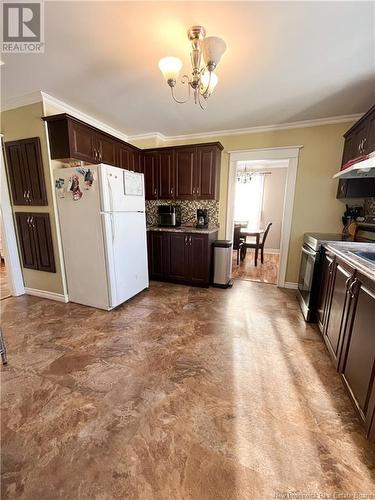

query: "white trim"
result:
(41, 101), (69, 299)
(41, 92), (129, 142)
(25, 287), (68, 303)
(0, 139), (25, 297)
(283, 282), (298, 290)
(227, 147), (300, 289)
(128, 114), (361, 143)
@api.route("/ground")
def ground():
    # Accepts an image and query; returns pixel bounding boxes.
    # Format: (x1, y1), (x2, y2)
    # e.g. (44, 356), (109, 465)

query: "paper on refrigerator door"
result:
(124, 171), (143, 196)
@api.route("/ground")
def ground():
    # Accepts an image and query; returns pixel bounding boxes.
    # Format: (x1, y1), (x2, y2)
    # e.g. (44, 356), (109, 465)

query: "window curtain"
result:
(234, 174), (264, 230)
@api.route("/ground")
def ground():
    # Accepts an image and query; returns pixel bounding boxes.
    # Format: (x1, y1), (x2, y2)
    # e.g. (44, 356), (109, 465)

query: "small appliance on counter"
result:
(158, 205), (181, 227)
(342, 204), (364, 227)
(196, 209), (209, 228)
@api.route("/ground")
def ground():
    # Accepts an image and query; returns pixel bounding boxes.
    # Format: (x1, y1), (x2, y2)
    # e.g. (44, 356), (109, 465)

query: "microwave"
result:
(158, 205), (181, 227)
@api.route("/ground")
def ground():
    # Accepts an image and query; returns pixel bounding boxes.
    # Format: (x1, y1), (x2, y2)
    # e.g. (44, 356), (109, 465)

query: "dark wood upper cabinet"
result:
(337, 105), (375, 199)
(96, 132), (117, 165)
(43, 114), (142, 169)
(196, 145), (221, 199)
(68, 120), (96, 163)
(44, 114), (223, 200)
(15, 212), (55, 273)
(143, 151), (158, 200)
(158, 149), (175, 199)
(175, 147), (196, 199)
(5, 137), (48, 206)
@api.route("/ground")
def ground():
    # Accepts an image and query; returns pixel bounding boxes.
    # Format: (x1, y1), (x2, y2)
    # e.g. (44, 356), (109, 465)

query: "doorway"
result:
(231, 160), (288, 284)
(226, 147), (301, 288)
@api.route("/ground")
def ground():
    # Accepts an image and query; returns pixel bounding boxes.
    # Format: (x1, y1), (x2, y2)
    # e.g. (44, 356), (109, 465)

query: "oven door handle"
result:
(301, 246), (317, 258)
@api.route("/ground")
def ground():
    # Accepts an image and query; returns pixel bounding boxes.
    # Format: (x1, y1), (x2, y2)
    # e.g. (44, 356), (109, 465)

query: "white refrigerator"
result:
(54, 164), (149, 310)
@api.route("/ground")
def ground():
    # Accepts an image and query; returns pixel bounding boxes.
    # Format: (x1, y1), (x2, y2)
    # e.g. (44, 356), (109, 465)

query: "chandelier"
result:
(237, 169), (271, 184)
(158, 26), (226, 110)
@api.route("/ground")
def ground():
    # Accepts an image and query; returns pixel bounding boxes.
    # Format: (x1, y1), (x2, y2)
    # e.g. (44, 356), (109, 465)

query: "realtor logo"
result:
(2, 1), (44, 53)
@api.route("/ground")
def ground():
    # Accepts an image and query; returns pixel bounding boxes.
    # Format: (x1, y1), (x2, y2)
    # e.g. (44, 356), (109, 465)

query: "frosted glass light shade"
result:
(158, 56), (183, 82)
(200, 71), (218, 96)
(201, 36), (226, 69)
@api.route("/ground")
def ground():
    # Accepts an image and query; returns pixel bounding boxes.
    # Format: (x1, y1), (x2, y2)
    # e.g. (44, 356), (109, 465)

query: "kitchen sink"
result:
(349, 250), (375, 263)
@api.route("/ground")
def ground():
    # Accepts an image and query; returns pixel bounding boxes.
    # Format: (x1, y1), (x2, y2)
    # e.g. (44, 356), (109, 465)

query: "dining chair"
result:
(245, 222), (272, 266)
(232, 224), (244, 265)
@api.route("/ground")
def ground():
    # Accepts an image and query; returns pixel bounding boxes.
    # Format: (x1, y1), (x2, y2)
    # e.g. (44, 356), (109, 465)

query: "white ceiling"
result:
(1, 1), (374, 137)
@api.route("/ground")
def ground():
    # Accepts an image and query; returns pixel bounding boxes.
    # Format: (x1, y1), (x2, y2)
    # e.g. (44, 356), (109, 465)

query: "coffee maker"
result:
(196, 209), (209, 228)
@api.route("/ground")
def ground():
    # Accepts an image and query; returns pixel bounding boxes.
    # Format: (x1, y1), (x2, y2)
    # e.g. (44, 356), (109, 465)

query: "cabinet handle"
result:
(23, 190), (27, 202)
(154, 188), (157, 199)
(196, 187), (199, 196)
(170, 187), (174, 197)
(27, 215), (31, 226)
(184, 236), (187, 245)
(193, 187), (196, 195)
(27, 190), (32, 203)
(189, 236), (192, 245)
(362, 138), (367, 154)
(348, 278), (359, 298)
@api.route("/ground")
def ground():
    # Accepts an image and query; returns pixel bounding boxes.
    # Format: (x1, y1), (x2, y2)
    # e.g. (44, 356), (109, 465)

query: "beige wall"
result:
(260, 167), (287, 250)
(1, 103), (65, 294)
(133, 121), (352, 283)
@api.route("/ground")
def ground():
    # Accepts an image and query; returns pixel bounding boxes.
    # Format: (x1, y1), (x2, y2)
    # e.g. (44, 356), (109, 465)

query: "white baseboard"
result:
(25, 287), (69, 303)
(283, 282), (298, 290)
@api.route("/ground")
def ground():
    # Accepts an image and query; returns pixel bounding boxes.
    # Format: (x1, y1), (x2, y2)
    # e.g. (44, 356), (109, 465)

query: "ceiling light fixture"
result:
(159, 25), (226, 110)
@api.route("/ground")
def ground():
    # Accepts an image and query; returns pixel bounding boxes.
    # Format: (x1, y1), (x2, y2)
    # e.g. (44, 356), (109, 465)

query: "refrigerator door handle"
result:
(110, 213), (116, 243)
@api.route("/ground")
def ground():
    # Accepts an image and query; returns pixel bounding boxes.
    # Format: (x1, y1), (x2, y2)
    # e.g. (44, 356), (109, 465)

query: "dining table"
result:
(240, 227), (265, 266)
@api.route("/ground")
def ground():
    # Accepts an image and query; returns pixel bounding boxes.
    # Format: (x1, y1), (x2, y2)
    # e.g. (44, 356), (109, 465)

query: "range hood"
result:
(333, 151), (375, 179)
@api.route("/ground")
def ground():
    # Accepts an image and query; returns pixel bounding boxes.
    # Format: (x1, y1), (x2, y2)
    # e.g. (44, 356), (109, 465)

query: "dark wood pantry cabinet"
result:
(15, 212), (56, 273)
(147, 229), (218, 287)
(5, 137), (48, 206)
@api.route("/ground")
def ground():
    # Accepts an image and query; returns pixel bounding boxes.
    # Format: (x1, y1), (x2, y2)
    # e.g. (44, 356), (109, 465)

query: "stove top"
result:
(304, 233), (349, 251)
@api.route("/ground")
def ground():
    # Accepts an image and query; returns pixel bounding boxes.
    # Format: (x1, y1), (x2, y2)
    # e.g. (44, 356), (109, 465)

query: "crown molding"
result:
(40, 92), (129, 142)
(1, 90), (362, 144)
(129, 113), (363, 143)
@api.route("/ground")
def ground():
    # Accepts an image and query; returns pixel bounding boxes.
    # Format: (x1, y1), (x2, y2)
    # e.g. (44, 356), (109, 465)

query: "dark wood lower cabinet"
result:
(339, 273), (375, 436)
(147, 230), (217, 287)
(316, 250), (375, 440)
(16, 212), (56, 273)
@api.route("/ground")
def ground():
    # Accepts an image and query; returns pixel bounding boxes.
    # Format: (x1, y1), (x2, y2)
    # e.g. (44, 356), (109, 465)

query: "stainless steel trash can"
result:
(212, 240), (233, 288)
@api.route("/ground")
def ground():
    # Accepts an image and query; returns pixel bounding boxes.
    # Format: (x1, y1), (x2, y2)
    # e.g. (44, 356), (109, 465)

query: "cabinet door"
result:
(5, 138), (48, 206)
(365, 109), (375, 155)
(143, 152), (158, 200)
(68, 121), (96, 163)
(339, 277), (375, 426)
(131, 150), (143, 173)
(15, 213), (38, 269)
(117, 144), (132, 170)
(5, 141), (29, 205)
(149, 231), (166, 279)
(167, 233), (189, 281)
(158, 149), (175, 199)
(96, 133), (117, 166)
(323, 262), (352, 366)
(196, 146), (218, 199)
(189, 234), (209, 285)
(316, 252), (334, 333)
(33, 213), (56, 273)
(342, 134), (355, 167)
(175, 147), (196, 199)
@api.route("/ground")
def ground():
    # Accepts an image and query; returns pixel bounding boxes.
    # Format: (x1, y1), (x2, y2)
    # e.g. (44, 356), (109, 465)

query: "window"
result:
(234, 170), (264, 230)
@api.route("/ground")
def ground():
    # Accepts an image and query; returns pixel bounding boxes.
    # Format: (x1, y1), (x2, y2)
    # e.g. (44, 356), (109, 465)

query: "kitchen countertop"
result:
(147, 225), (219, 235)
(324, 241), (375, 281)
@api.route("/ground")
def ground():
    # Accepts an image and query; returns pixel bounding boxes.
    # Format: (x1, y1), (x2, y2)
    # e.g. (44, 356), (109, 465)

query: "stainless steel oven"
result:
(297, 233), (348, 322)
(297, 242), (320, 321)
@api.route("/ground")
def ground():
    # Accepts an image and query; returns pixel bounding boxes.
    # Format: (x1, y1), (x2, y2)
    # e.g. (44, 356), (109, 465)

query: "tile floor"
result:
(1, 281), (375, 499)
(232, 250), (279, 284)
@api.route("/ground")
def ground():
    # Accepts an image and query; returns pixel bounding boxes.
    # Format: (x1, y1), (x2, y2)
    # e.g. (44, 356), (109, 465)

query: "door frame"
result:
(0, 137), (25, 296)
(226, 146), (302, 288)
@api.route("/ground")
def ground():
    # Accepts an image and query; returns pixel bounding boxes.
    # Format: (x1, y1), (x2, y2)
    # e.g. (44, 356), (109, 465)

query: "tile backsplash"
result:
(364, 198), (375, 216)
(146, 199), (219, 226)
